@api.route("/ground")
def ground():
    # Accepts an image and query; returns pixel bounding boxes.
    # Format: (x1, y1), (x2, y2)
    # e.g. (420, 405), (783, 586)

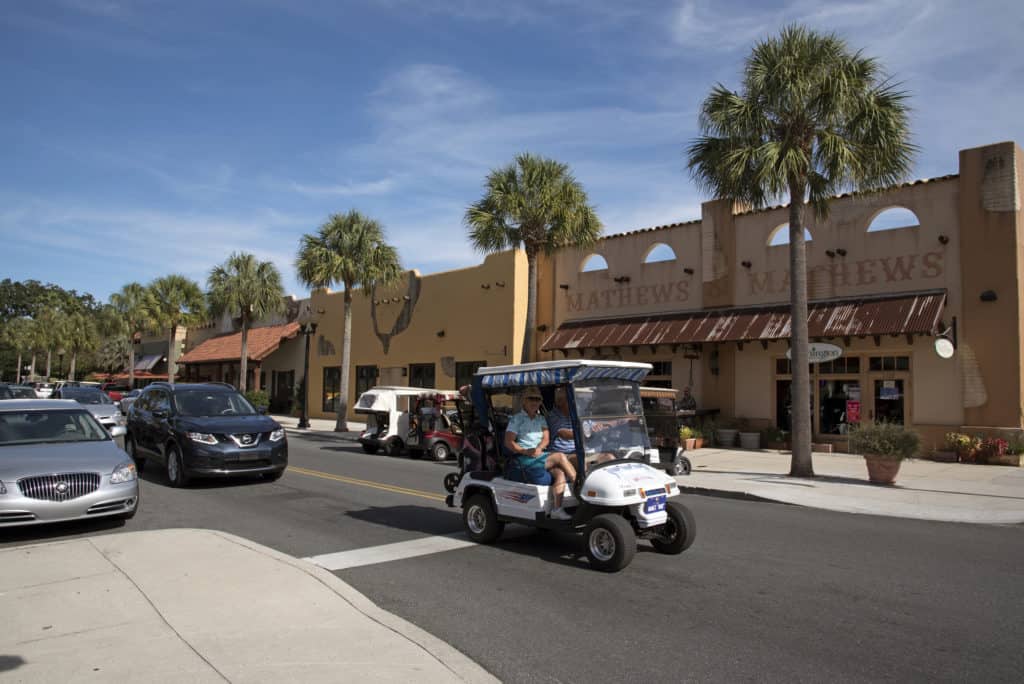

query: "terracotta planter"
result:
(693, 438), (704, 449)
(864, 455), (902, 485)
(684, 438), (696, 451)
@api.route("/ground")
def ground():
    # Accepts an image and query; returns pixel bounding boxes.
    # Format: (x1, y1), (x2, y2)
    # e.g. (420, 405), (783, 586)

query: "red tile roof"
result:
(179, 322), (300, 365)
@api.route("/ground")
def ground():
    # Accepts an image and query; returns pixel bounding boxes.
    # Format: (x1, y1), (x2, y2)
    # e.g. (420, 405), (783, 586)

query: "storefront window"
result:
(869, 355), (909, 372)
(322, 366), (340, 413)
(455, 361), (485, 390)
(355, 365), (378, 397)
(819, 380), (861, 435)
(874, 379), (905, 424)
(775, 380), (813, 432)
(409, 363), (435, 388)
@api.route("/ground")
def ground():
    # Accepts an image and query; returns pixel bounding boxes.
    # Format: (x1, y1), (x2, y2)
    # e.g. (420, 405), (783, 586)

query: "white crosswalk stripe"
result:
(305, 533), (475, 571)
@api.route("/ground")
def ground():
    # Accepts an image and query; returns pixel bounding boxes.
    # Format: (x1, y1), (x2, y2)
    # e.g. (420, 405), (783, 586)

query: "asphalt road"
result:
(3, 432), (1023, 683)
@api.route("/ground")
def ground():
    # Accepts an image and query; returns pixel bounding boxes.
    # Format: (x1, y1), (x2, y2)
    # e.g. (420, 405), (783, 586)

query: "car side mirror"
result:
(109, 425), (127, 438)
(257, 406), (267, 415)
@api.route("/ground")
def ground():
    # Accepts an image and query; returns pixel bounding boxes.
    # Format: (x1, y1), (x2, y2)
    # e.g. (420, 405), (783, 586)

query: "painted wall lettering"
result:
(566, 278), (691, 313)
(745, 251), (945, 298)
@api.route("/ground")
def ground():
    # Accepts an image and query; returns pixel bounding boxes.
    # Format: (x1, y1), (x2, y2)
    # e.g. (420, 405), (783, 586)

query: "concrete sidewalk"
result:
(0, 528), (497, 683)
(270, 413), (1024, 525)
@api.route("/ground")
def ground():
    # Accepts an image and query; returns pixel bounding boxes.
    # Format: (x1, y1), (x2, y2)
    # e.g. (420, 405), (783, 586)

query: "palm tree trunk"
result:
(128, 338), (136, 389)
(167, 326), (177, 385)
(520, 251), (538, 363)
(788, 179), (814, 477)
(30, 354), (36, 381)
(16, 352), (22, 384)
(45, 350), (52, 379)
(69, 352), (77, 382)
(335, 290), (353, 432)
(239, 315), (249, 393)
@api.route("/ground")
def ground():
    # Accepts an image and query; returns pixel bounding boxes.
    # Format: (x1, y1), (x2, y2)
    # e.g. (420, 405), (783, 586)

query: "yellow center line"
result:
(287, 465), (447, 502)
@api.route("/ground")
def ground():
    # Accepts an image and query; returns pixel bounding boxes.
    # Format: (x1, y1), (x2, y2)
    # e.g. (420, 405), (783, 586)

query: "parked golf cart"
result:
(444, 360), (697, 572)
(406, 389), (464, 460)
(639, 386), (691, 476)
(355, 386), (434, 455)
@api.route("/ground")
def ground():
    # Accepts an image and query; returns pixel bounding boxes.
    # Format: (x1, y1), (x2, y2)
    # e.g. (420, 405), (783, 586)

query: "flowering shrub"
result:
(979, 437), (1008, 462)
(849, 422), (920, 461)
(678, 426), (695, 440)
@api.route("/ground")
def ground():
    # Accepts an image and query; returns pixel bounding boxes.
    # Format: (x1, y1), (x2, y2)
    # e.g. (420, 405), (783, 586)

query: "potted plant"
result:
(1001, 436), (1024, 467)
(762, 426), (789, 450)
(976, 437), (1009, 465)
(678, 425), (696, 451)
(848, 422), (920, 485)
(715, 419), (738, 448)
(946, 432), (980, 463)
(692, 427), (704, 450)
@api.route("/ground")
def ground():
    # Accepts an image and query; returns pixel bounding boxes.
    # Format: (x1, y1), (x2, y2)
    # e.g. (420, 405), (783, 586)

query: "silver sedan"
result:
(0, 400), (139, 527)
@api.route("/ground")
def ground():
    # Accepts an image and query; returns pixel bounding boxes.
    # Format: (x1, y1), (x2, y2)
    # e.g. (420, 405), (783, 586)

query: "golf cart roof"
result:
(414, 389), (462, 400)
(475, 360), (651, 389)
(365, 386), (437, 396)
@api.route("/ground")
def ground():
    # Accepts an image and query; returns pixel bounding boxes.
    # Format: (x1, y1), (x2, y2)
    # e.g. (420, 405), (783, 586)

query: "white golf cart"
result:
(444, 360), (697, 572)
(355, 386), (435, 456)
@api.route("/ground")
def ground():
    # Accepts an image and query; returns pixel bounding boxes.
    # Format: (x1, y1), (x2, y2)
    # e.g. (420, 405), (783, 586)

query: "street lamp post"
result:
(297, 319), (318, 429)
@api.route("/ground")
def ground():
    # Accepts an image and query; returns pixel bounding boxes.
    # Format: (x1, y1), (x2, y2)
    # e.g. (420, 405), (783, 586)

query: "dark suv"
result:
(125, 382), (287, 486)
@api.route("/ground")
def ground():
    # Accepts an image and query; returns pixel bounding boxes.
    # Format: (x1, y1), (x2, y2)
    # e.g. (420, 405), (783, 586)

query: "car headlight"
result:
(269, 428), (285, 442)
(187, 432), (218, 445)
(110, 462), (137, 484)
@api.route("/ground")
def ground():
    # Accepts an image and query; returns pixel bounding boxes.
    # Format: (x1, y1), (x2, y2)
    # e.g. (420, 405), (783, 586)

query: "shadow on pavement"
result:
(0, 516), (125, 546)
(0, 655), (26, 673)
(138, 467), (273, 490)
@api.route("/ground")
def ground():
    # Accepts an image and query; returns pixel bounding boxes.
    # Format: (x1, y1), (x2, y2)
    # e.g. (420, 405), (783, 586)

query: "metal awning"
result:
(133, 354), (163, 371)
(541, 290), (947, 352)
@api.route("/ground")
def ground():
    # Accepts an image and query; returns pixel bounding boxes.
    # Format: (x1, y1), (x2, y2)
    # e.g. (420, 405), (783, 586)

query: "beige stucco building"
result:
(536, 141), (1024, 451)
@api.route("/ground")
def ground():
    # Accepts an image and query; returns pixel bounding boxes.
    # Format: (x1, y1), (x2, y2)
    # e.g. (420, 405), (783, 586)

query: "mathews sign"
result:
(786, 343), (843, 364)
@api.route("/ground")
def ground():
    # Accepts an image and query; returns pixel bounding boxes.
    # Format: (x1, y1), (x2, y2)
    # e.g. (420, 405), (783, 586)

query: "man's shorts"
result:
(506, 454), (553, 485)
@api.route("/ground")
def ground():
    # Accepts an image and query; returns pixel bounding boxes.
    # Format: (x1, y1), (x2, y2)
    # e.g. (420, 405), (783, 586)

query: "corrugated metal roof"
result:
(541, 290), (947, 351)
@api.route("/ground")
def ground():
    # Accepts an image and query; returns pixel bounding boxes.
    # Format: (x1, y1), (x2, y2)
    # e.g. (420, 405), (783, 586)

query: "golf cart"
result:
(406, 389), (464, 461)
(355, 386), (435, 455)
(639, 386), (692, 476)
(444, 360), (697, 572)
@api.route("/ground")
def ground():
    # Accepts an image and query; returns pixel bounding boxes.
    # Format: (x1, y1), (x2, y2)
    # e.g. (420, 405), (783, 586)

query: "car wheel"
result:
(650, 501), (697, 555)
(361, 443), (379, 455)
(262, 469), (284, 482)
(443, 472), (462, 494)
(430, 442), (451, 461)
(385, 439), (404, 457)
(463, 494), (504, 544)
(585, 514), (636, 572)
(668, 455), (691, 476)
(166, 445), (190, 488)
(126, 435), (146, 474)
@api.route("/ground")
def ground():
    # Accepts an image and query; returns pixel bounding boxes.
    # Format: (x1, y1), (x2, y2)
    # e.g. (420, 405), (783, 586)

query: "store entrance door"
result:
(872, 378), (906, 424)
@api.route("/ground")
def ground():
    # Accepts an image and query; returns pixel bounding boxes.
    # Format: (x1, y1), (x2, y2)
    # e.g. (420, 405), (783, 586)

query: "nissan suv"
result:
(125, 382), (287, 487)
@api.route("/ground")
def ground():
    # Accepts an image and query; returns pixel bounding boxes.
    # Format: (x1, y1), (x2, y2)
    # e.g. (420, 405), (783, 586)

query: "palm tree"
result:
(465, 153), (602, 362)
(1, 317), (34, 383)
(295, 210), (402, 431)
(145, 275), (206, 386)
(687, 25), (914, 477)
(110, 283), (151, 389)
(61, 309), (99, 381)
(207, 252), (285, 393)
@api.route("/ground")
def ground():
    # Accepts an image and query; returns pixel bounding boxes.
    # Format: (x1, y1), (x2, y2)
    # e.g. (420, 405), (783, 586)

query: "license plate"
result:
(237, 452), (261, 461)
(644, 495), (666, 514)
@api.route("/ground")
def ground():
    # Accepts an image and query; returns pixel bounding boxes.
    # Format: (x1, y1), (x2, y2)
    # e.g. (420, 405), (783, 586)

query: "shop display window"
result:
(819, 380), (861, 434)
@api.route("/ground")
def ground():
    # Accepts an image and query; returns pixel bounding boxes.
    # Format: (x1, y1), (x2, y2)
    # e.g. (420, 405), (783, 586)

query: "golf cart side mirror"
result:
(110, 425), (127, 438)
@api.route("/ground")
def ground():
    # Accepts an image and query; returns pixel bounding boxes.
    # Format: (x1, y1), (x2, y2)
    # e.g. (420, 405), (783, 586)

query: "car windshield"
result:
(62, 388), (113, 405)
(0, 409), (110, 446)
(174, 390), (257, 417)
(573, 379), (649, 459)
(11, 387), (37, 398)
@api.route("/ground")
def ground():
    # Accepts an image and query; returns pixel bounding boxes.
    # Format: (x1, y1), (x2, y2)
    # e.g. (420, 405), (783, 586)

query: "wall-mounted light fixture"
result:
(835, 248), (847, 257)
(613, 275), (631, 283)
(495, 281), (505, 287)
(980, 290), (998, 302)
(481, 283), (490, 289)
(741, 260), (752, 269)
(683, 267), (695, 275)
(559, 283), (570, 290)
(825, 250), (836, 258)
(938, 234), (950, 245)
(436, 330), (445, 338)
(537, 324), (548, 332)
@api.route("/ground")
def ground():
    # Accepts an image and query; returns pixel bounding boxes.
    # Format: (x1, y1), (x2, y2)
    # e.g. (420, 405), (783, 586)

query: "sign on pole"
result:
(786, 342), (843, 364)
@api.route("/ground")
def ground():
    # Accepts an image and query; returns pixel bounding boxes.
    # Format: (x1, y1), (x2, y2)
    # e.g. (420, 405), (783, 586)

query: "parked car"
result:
(30, 382), (54, 398)
(125, 382), (287, 487)
(0, 399), (138, 527)
(119, 388), (142, 415)
(100, 382), (130, 402)
(52, 386), (125, 434)
(0, 383), (40, 400)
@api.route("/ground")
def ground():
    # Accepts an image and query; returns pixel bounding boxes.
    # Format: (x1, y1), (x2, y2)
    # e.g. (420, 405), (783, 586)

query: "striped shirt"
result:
(547, 408), (575, 453)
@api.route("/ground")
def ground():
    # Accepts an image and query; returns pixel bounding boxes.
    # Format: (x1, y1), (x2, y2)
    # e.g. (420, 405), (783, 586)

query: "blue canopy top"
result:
(475, 360), (651, 389)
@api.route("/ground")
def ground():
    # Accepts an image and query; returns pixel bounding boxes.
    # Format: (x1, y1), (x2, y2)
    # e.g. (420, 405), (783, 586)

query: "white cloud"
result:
(289, 178), (396, 197)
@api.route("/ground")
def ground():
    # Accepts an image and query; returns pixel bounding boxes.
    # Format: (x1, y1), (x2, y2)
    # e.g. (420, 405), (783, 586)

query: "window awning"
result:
(541, 290), (947, 352)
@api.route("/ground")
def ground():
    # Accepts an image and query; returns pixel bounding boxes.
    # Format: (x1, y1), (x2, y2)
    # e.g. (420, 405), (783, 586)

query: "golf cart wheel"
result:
(361, 443), (379, 455)
(668, 455), (692, 476)
(650, 501), (697, 555)
(430, 441), (451, 461)
(463, 494), (504, 544)
(385, 439), (404, 457)
(584, 514), (636, 572)
(443, 472), (462, 494)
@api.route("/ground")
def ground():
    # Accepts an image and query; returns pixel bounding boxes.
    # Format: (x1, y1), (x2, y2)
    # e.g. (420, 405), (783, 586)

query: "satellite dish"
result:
(934, 337), (955, 359)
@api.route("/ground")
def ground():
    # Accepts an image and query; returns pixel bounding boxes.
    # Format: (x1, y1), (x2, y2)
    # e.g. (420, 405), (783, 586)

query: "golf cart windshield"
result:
(574, 379), (649, 461)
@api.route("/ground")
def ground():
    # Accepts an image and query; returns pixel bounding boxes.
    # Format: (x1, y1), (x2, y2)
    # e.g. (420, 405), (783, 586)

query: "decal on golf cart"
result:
(499, 491), (536, 504)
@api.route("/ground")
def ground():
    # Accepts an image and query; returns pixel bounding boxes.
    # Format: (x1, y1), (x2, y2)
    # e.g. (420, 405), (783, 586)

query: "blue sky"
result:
(2, 0), (1022, 303)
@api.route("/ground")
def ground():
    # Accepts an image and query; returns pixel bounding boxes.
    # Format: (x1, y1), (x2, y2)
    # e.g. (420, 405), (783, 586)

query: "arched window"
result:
(643, 243), (676, 263)
(867, 207), (920, 232)
(768, 223), (813, 246)
(580, 254), (609, 272)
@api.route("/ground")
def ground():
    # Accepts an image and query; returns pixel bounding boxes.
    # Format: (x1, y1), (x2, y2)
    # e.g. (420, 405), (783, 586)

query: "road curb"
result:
(677, 485), (792, 506)
(205, 529), (500, 684)
(285, 428), (361, 442)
